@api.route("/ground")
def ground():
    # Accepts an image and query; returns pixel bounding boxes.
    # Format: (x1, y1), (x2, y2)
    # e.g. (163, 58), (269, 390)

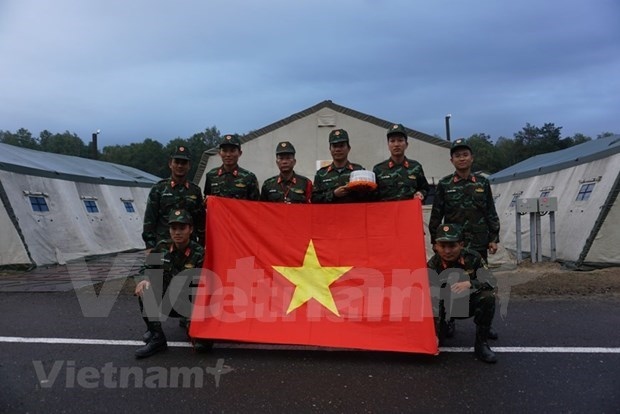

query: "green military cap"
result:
(387, 123), (407, 138)
(219, 134), (241, 149)
(168, 209), (193, 225)
(435, 223), (463, 242)
(276, 141), (296, 155)
(328, 129), (349, 144)
(172, 145), (191, 160)
(450, 138), (472, 155)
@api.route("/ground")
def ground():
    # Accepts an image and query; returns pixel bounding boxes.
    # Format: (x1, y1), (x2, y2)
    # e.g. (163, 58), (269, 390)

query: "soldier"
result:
(203, 134), (260, 200)
(134, 209), (207, 358)
(429, 137), (500, 339)
(261, 141), (312, 203)
(427, 223), (497, 363)
(311, 129), (368, 203)
(373, 123), (430, 201)
(142, 145), (205, 250)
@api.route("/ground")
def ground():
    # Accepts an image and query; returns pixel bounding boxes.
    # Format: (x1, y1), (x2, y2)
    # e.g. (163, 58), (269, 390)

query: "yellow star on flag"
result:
(273, 240), (352, 316)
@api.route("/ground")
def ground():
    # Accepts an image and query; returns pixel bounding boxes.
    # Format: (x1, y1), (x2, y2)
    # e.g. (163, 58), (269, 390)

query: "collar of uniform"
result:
(277, 174), (297, 185)
(169, 244), (192, 257)
(452, 172), (476, 183)
(170, 179), (190, 189)
(218, 167), (239, 177)
(440, 255), (465, 270)
(327, 162), (353, 173)
(388, 158), (409, 169)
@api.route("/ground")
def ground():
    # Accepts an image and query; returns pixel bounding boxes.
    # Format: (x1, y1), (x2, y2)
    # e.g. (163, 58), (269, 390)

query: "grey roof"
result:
(489, 135), (620, 184)
(0, 143), (161, 187)
(194, 100), (451, 182)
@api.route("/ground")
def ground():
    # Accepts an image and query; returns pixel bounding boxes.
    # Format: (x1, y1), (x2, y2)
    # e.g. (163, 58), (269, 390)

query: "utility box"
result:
(516, 198), (539, 213)
(538, 197), (558, 212)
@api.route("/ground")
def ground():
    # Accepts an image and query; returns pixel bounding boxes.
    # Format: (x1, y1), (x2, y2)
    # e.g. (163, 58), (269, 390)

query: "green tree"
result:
(39, 130), (88, 157)
(0, 128), (39, 149)
(597, 132), (615, 139)
(466, 133), (498, 173)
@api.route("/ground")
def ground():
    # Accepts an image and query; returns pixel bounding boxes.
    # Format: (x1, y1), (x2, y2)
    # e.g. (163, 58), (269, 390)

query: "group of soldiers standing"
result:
(136, 123), (501, 363)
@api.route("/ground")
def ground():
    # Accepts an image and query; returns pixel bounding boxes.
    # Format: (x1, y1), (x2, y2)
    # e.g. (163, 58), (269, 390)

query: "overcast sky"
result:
(1, 0), (619, 147)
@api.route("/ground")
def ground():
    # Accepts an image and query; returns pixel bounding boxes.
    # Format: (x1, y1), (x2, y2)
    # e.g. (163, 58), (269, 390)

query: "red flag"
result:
(189, 197), (437, 354)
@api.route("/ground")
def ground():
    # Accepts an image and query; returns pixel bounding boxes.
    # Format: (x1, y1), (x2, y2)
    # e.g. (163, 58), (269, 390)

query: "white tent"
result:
(0, 143), (160, 268)
(489, 135), (620, 268)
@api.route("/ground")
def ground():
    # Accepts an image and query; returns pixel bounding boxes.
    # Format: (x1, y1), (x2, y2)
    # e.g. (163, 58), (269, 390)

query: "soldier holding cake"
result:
(311, 129), (373, 203)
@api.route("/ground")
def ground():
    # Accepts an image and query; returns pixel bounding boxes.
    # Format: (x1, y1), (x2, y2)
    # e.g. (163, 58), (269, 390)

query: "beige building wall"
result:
(198, 107), (453, 189)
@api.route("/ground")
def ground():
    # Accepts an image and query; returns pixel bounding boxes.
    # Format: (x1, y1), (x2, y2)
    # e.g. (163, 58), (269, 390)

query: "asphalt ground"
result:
(1, 280), (619, 413)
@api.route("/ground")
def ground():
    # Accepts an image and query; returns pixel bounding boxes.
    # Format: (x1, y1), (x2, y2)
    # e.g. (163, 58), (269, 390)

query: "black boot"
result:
(488, 326), (499, 340)
(446, 318), (456, 338)
(142, 317), (153, 343)
(475, 326), (497, 363)
(135, 322), (168, 359)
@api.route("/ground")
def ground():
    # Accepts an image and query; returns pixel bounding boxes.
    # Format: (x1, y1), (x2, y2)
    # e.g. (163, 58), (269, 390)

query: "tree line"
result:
(0, 124), (615, 180)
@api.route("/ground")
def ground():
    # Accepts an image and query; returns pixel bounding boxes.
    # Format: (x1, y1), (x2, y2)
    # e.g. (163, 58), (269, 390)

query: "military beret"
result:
(435, 223), (463, 242)
(387, 123), (408, 139)
(168, 209), (193, 225)
(328, 129), (349, 144)
(276, 141), (296, 155)
(171, 145), (191, 160)
(450, 138), (472, 155)
(219, 135), (241, 149)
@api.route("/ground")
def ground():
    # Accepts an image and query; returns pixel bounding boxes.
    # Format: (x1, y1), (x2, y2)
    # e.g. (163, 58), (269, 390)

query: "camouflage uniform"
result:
(204, 166), (260, 200)
(261, 174), (312, 203)
(311, 129), (369, 203)
(261, 141), (313, 203)
(427, 223), (497, 362)
(311, 162), (367, 203)
(427, 247), (496, 328)
(142, 147), (205, 249)
(429, 172), (500, 253)
(203, 135), (260, 200)
(373, 157), (429, 201)
(135, 209), (205, 358)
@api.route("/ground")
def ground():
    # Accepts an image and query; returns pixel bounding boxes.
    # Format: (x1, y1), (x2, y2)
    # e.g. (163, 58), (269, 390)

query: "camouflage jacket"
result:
(427, 248), (495, 291)
(142, 178), (205, 249)
(311, 161), (370, 203)
(260, 172), (313, 203)
(429, 172), (500, 251)
(372, 157), (430, 201)
(137, 239), (204, 291)
(203, 165), (260, 200)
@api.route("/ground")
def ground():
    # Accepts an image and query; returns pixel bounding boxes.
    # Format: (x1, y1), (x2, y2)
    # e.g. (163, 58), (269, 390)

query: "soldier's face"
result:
(219, 146), (241, 167)
(276, 154), (296, 173)
(450, 149), (473, 171)
(330, 142), (350, 162)
(435, 241), (464, 262)
(387, 135), (408, 157)
(169, 158), (190, 178)
(169, 223), (192, 246)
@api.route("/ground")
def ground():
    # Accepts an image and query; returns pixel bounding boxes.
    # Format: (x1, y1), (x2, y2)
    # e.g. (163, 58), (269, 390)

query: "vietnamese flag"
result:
(189, 197), (437, 354)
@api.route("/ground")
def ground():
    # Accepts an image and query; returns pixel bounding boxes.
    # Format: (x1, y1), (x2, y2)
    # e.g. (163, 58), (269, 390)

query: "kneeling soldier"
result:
(427, 223), (498, 363)
(134, 209), (206, 358)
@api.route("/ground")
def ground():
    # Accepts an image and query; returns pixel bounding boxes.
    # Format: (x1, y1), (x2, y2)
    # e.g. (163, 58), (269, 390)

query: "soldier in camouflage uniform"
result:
(429, 138), (500, 340)
(373, 123), (429, 201)
(311, 129), (369, 203)
(261, 141), (312, 203)
(142, 145), (205, 249)
(203, 134), (260, 200)
(134, 209), (206, 358)
(427, 223), (497, 363)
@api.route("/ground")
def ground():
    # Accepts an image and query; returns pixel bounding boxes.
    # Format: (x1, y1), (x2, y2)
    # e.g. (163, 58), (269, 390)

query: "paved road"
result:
(1, 283), (618, 413)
